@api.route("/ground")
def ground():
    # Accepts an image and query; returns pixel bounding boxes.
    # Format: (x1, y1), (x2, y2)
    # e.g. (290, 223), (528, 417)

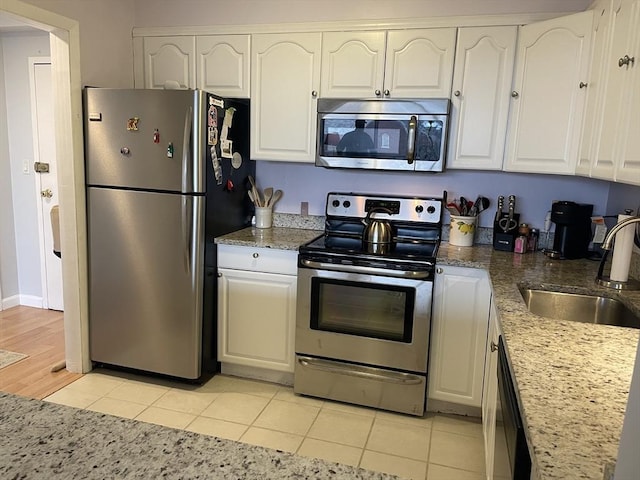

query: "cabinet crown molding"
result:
(132, 12), (575, 37)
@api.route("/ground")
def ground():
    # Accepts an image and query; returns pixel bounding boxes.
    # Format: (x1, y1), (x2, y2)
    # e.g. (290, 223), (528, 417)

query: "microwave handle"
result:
(407, 115), (417, 164)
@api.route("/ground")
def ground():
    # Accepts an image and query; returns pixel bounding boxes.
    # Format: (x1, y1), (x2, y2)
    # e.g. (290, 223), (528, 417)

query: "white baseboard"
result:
(19, 295), (44, 308)
(2, 295), (20, 310)
(220, 363), (294, 386)
(427, 398), (482, 418)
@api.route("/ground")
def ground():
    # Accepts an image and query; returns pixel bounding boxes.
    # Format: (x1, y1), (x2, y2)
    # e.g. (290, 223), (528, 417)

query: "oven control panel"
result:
(326, 192), (442, 224)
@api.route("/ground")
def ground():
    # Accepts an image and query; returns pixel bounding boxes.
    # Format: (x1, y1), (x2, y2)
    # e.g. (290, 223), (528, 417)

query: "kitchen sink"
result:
(519, 288), (640, 329)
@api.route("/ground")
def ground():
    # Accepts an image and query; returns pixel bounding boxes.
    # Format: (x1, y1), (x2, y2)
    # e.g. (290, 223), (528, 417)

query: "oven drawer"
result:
(294, 355), (426, 416)
(218, 244), (297, 275)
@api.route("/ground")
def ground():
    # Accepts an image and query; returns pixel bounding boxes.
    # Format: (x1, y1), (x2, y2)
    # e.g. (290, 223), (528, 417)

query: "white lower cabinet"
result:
(428, 266), (491, 408)
(217, 245), (298, 373)
(482, 300), (500, 480)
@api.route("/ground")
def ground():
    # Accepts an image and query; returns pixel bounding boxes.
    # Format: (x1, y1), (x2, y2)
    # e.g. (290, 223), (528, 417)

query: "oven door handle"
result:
(297, 356), (424, 385)
(300, 258), (432, 279)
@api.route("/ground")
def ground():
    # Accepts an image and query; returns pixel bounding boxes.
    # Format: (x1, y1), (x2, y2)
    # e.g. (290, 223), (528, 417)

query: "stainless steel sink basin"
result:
(519, 288), (640, 329)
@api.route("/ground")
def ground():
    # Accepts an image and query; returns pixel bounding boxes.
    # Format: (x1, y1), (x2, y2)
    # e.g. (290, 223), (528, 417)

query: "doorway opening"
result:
(0, 1), (87, 374)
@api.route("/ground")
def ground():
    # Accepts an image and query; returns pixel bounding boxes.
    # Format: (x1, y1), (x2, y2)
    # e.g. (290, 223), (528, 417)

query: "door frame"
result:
(1, 0), (88, 373)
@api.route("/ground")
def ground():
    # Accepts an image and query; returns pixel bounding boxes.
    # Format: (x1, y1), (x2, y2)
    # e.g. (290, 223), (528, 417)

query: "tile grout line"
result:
(355, 410), (377, 470)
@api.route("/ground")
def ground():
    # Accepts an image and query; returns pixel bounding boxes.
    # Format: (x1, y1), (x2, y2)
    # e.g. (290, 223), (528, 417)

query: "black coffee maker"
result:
(547, 201), (593, 259)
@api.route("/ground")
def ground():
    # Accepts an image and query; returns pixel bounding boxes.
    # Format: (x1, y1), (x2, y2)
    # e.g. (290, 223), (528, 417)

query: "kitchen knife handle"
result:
(495, 195), (504, 223)
(407, 115), (417, 164)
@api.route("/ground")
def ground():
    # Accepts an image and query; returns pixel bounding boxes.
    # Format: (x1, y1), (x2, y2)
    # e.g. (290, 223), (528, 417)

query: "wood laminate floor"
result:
(0, 306), (81, 399)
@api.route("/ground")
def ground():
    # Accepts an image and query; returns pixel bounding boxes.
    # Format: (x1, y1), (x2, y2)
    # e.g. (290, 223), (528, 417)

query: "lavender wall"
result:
(254, 161), (625, 232)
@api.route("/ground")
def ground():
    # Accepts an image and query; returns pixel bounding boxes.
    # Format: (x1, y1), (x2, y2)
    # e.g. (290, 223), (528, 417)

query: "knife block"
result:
(493, 213), (520, 251)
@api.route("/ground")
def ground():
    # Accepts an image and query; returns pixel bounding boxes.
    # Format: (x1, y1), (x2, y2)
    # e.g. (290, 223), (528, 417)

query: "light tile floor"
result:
(44, 369), (485, 480)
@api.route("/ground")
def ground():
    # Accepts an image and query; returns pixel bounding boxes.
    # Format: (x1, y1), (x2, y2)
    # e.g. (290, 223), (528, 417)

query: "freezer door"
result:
(88, 187), (204, 379)
(84, 88), (205, 193)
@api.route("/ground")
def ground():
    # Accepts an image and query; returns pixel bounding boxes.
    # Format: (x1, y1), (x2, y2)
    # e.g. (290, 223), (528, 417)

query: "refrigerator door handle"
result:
(182, 196), (193, 274)
(181, 106), (193, 193)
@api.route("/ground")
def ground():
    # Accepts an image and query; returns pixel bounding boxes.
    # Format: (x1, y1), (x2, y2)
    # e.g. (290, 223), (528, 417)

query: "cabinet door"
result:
(218, 268), (297, 372)
(321, 31), (386, 98)
(142, 36), (195, 89)
(615, 2), (640, 186)
(428, 266), (491, 407)
(504, 11), (593, 174)
(594, 0), (640, 185)
(448, 26), (517, 170)
(385, 28), (456, 98)
(482, 301), (500, 480)
(196, 35), (250, 98)
(576, 0), (613, 176)
(251, 33), (321, 162)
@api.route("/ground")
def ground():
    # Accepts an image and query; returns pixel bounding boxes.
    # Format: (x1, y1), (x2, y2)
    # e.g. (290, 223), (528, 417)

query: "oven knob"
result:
(427, 206), (436, 214)
(343, 200), (351, 208)
(415, 205), (424, 213)
(332, 200), (340, 208)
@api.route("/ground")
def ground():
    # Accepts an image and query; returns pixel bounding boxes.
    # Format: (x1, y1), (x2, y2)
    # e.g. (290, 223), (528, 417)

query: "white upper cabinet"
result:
(577, 2), (614, 176)
(504, 11), (594, 175)
(321, 28), (456, 98)
(251, 33), (322, 162)
(321, 31), (386, 98)
(136, 35), (249, 96)
(196, 35), (250, 97)
(589, 0), (640, 185)
(141, 36), (196, 89)
(447, 26), (518, 170)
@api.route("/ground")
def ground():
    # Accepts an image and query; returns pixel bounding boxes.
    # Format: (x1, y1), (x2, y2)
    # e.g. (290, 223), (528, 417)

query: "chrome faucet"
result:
(596, 215), (640, 290)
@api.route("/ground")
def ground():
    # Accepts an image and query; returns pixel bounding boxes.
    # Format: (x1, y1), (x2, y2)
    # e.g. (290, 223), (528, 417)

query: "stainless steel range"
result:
(294, 192), (444, 416)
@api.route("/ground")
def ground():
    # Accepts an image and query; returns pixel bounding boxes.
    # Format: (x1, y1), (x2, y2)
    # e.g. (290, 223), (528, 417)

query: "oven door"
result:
(296, 263), (432, 373)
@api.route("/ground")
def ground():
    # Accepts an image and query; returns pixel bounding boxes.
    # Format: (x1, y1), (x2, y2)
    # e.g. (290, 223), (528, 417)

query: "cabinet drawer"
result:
(218, 244), (298, 275)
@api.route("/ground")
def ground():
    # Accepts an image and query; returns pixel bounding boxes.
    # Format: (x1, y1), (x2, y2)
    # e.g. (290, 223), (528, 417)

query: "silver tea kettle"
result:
(362, 207), (394, 254)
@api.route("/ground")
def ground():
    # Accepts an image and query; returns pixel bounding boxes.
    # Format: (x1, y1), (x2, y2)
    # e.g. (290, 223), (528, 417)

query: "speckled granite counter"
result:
(215, 226), (322, 251)
(437, 243), (640, 480)
(0, 392), (396, 480)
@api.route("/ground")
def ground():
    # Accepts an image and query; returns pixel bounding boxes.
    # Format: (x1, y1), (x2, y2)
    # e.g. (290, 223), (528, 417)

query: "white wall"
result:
(1, 31), (50, 300)
(131, 0), (593, 26)
(0, 36), (19, 301)
(21, 0), (134, 87)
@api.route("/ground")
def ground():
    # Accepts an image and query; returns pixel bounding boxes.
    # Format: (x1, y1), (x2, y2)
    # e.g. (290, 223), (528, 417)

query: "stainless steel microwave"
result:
(316, 98), (450, 172)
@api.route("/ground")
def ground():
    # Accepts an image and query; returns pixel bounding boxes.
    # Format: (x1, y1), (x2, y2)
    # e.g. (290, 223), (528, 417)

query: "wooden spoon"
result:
(263, 187), (274, 207)
(248, 175), (262, 207)
(270, 189), (283, 206)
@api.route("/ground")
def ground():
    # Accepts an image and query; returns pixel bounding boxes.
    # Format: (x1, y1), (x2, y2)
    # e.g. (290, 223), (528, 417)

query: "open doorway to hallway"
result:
(0, 1), (89, 374)
(0, 306), (80, 399)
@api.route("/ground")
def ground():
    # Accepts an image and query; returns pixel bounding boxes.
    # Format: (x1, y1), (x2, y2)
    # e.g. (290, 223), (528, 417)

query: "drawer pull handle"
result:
(252, 253), (259, 259)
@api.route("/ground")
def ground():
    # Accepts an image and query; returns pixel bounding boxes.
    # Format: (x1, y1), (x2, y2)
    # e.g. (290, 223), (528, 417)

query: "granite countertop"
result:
(0, 392), (396, 479)
(437, 243), (640, 480)
(215, 226), (322, 251)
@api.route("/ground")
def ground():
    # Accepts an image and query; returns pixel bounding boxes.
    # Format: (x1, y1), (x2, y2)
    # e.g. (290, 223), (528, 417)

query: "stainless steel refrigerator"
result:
(84, 88), (254, 380)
